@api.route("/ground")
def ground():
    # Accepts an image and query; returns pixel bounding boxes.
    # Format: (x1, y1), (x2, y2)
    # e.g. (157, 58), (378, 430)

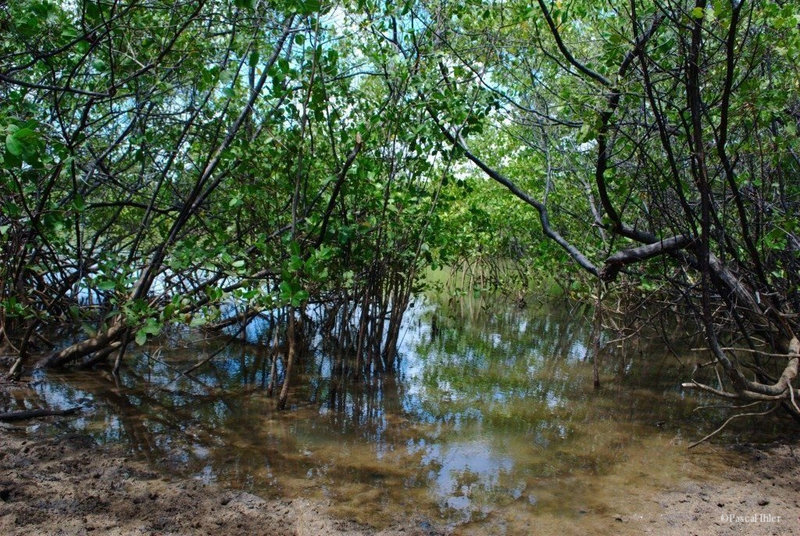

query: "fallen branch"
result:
(0, 407), (81, 422)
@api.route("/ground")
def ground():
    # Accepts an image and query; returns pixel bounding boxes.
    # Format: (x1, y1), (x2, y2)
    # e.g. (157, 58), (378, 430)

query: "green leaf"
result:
(5, 130), (26, 156)
(289, 255), (303, 272)
(61, 26), (79, 40)
(96, 279), (116, 291)
(691, 7), (704, 19)
(291, 289), (309, 307)
(135, 330), (147, 346)
(5, 127), (39, 164)
(72, 195), (86, 213)
(279, 280), (291, 298)
(299, 0), (321, 15)
(206, 286), (224, 301)
(141, 317), (161, 335)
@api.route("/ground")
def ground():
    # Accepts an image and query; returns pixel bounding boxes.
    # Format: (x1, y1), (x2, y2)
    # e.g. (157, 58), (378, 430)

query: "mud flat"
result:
(0, 427), (441, 536)
(639, 441), (799, 536)
(2, 421), (798, 536)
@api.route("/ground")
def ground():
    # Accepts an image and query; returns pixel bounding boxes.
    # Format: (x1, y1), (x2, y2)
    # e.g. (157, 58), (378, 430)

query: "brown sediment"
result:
(1, 423), (798, 536)
(0, 427), (442, 536)
(637, 442), (800, 536)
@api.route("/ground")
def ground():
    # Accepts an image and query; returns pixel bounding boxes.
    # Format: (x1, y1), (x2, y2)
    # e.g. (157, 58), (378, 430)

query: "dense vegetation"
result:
(1, 0), (799, 427)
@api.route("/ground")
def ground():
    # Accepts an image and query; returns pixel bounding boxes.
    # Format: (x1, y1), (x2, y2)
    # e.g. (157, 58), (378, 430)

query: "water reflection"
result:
(26, 294), (755, 530)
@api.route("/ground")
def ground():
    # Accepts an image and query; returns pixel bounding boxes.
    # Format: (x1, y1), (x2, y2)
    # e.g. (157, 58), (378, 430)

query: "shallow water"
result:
(19, 294), (780, 533)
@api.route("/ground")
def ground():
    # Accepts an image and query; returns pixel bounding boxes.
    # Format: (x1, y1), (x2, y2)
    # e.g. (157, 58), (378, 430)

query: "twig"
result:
(690, 346), (800, 359)
(692, 400), (763, 412)
(788, 379), (800, 415)
(0, 73), (110, 97)
(714, 364), (724, 392)
(720, 346), (800, 358)
(682, 380), (739, 398)
(688, 404), (779, 449)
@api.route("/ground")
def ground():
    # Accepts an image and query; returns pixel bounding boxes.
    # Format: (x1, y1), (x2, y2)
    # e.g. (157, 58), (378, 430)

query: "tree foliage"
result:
(419, 0), (800, 422)
(1, 0), (799, 423)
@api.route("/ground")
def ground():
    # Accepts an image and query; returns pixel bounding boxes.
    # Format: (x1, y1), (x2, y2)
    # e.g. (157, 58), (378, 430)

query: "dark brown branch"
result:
(40, 322), (126, 368)
(601, 235), (694, 281)
(0, 72), (110, 98)
(432, 116), (599, 277)
(315, 134), (363, 248)
(0, 407), (81, 422)
(535, 0), (612, 87)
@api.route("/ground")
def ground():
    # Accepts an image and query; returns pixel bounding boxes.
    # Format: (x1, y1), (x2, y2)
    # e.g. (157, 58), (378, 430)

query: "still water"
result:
(24, 294), (765, 534)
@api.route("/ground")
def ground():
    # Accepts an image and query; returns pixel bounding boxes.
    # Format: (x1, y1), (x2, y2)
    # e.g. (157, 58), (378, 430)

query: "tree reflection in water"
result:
(30, 294), (770, 529)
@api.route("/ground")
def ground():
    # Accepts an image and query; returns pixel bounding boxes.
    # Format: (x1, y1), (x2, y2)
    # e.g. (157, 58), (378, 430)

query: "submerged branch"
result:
(688, 404), (779, 449)
(0, 406), (81, 422)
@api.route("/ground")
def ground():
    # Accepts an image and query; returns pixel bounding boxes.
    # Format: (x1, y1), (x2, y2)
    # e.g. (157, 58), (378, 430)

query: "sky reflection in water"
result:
(27, 295), (742, 530)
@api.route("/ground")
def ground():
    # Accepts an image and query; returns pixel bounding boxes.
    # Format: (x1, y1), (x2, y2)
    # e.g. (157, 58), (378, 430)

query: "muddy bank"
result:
(1, 420), (798, 536)
(0, 426), (440, 536)
(640, 441), (800, 536)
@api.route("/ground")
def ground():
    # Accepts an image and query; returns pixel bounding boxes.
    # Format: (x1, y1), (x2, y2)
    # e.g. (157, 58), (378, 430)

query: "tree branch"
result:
(431, 113), (599, 277)
(600, 235), (694, 281)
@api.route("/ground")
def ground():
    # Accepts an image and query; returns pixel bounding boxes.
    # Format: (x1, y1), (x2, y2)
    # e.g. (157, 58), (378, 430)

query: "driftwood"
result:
(0, 407), (81, 422)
